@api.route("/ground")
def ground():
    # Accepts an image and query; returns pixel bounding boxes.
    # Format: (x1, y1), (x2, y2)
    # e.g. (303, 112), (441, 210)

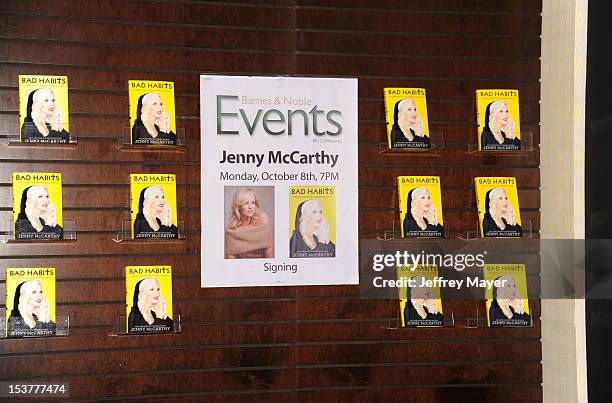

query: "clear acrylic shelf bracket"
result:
(118, 126), (186, 149)
(113, 220), (186, 242)
(466, 131), (535, 154)
(378, 129), (446, 154)
(384, 308), (455, 329)
(3, 120), (78, 146)
(0, 315), (70, 338)
(2, 219), (77, 244)
(463, 308), (534, 328)
(110, 314), (182, 336)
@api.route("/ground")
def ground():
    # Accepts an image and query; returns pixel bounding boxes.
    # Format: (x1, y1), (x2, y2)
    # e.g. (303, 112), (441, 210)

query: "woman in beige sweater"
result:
(225, 187), (274, 259)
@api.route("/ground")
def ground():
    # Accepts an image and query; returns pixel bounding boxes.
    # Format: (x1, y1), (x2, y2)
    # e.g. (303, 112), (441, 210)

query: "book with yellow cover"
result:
(125, 266), (174, 334)
(289, 186), (336, 258)
(12, 173), (63, 240)
(18, 75), (70, 144)
(6, 268), (56, 338)
(384, 88), (430, 150)
(129, 80), (177, 145)
(397, 265), (443, 327)
(130, 174), (178, 240)
(474, 177), (522, 238)
(397, 176), (444, 238)
(476, 89), (521, 151)
(483, 264), (531, 327)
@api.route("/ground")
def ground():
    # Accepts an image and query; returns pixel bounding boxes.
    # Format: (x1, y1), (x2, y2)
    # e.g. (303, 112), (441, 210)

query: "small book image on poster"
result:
(397, 265), (444, 327)
(483, 264), (531, 327)
(474, 177), (522, 238)
(224, 186), (274, 259)
(6, 268), (56, 338)
(397, 176), (444, 238)
(384, 88), (430, 150)
(18, 75), (70, 144)
(289, 186), (336, 258)
(476, 89), (521, 151)
(129, 80), (177, 146)
(12, 173), (64, 240)
(130, 174), (178, 239)
(125, 266), (173, 334)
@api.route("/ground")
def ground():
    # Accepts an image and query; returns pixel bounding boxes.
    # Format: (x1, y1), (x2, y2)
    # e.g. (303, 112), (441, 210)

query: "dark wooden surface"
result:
(0, 1), (541, 401)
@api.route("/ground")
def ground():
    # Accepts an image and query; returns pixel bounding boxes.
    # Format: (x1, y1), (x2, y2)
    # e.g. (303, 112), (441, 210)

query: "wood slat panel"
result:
(0, 40), (295, 74)
(0, 90), (542, 123)
(0, 141), (199, 163)
(0, 348), (298, 384)
(1, 1), (296, 28)
(297, 387), (542, 403)
(297, 362), (543, 387)
(294, 320), (542, 342)
(0, 233), (197, 256)
(297, 31), (541, 58)
(297, 0), (542, 14)
(358, 148), (541, 167)
(24, 371), (298, 399)
(44, 299), (297, 327)
(296, 54), (540, 79)
(296, 9), (541, 35)
(0, 319), (542, 356)
(0, 64), (542, 98)
(297, 339), (542, 365)
(0, 0), (542, 400)
(0, 323), (297, 355)
(0, 13), (296, 52)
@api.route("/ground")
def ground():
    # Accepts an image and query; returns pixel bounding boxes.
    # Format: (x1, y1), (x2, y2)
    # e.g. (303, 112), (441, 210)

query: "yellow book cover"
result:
(397, 265), (444, 327)
(476, 89), (521, 151)
(397, 176), (444, 238)
(128, 80), (177, 145)
(12, 173), (63, 240)
(289, 186), (336, 258)
(130, 174), (178, 239)
(474, 177), (522, 238)
(384, 88), (430, 149)
(6, 268), (56, 338)
(483, 264), (531, 327)
(125, 266), (174, 333)
(18, 75), (70, 144)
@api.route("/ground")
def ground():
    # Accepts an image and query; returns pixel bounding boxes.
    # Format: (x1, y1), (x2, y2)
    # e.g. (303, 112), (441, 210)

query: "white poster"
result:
(200, 75), (359, 287)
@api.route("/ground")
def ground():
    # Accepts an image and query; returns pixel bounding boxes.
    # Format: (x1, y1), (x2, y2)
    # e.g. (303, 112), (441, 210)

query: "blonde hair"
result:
(410, 187), (438, 226)
(229, 188), (262, 229)
(137, 278), (168, 324)
(299, 199), (320, 237)
(398, 98), (416, 112)
(25, 185), (54, 232)
(18, 280), (50, 328)
(409, 276), (431, 299)
(141, 92), (165, 125)
(142, 186), (165, 231)
(487, 100), (514, 138)
(488, 188), (515, 222)
(495, 275), (520, 299)
(298, 200), (330, 248)
(398, 99), (417, 127)
(31, 88), (58, 136)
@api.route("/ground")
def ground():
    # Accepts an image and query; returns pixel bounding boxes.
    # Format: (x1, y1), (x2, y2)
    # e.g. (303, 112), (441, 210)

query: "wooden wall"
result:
(0, 1), (542, 401)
